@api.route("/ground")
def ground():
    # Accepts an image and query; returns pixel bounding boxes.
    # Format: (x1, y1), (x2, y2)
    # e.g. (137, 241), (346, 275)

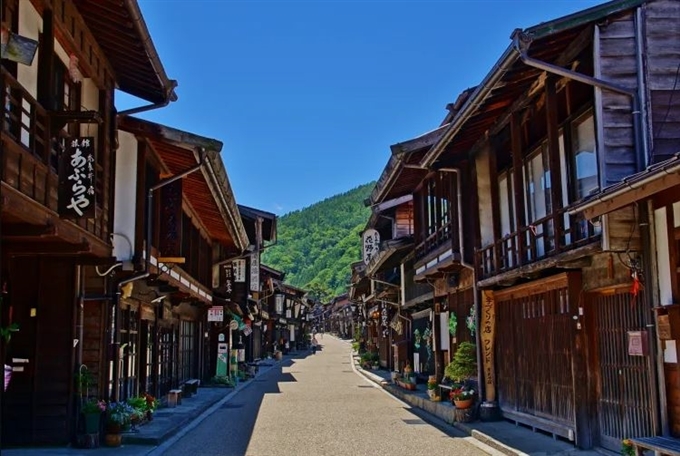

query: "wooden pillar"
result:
(569, 272), (592, 448)
(545, 76), (564, 252)
(510, 112), (527, 265)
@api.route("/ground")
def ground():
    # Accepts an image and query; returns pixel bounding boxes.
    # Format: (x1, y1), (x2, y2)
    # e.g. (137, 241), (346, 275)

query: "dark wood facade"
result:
(1, 0), (175, 447)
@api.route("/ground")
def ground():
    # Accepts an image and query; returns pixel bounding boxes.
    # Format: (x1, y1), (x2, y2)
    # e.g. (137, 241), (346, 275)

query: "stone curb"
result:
(142, 359), (283, 454)
(352, 357), (523, 456)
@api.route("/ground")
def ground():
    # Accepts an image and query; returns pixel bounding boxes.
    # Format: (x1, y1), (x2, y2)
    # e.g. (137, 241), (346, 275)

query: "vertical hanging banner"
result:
(159, 179), (183, 257)
(59, 137), (96, 218)
(233, 259), (246, 282)
(220, 262), (234, 298)
(250, 253), (260, 292)
(481, 290), (496, 402)
(362, 229), (380, 265)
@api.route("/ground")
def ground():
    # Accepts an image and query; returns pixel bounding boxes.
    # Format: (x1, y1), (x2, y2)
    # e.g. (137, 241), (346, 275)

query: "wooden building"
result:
(0, 0), (177, 446)
(571, 154), (680, 437)
(417, 0), (679, 450)
(109, 116), (248, 403)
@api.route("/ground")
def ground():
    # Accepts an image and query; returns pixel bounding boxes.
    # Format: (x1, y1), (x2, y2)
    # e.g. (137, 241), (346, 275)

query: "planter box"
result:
(396, 379), (416, 391)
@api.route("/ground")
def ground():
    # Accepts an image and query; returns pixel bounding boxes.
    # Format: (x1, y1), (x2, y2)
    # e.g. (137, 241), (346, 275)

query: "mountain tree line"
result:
(262, 182), (374, 299)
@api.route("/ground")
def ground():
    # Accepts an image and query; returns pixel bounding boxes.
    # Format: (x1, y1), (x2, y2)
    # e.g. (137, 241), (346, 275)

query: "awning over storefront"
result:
(569, 152), (680, 220)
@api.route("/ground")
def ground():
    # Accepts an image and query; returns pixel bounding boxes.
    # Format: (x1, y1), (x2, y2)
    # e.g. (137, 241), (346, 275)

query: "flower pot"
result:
(104, 433), (122, 447)
(454, 398), (474, 409)
(83, 412), (101, 434)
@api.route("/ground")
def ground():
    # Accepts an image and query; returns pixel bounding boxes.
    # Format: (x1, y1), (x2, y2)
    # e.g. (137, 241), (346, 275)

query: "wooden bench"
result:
(168, 389), (182, 407)
(630, 436), (680, 455)
(183, 379), (200, 397)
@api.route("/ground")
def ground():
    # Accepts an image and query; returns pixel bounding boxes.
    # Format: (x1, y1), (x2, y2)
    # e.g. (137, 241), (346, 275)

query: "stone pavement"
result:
(2, 337), (619, 456)
(351, 350), (616, 456)
(1, 359), (281, 456)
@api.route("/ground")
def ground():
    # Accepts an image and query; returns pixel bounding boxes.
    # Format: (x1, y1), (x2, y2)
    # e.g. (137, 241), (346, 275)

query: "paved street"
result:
(157, 336), (491, 456)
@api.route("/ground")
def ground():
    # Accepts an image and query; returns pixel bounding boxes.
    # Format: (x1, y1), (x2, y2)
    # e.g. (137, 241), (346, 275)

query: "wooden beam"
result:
(2, 223), (57, 237)
(4, 241), (91, 255)
(585, 174), (680, 219)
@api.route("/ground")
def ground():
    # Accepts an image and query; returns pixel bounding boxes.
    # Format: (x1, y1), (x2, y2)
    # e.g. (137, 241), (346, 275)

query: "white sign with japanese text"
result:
(362, 229), (380, 265)
(233, 259), (246, 282)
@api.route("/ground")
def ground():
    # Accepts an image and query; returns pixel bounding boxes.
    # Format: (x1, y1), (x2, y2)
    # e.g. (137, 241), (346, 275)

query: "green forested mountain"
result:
(262, 182), (374, 297)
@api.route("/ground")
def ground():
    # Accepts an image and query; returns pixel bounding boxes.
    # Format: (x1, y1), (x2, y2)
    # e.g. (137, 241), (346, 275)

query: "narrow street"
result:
(157, 336), (490, 456)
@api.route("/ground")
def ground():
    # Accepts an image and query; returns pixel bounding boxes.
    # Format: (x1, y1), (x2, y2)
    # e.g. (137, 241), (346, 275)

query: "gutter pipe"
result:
(510, 29), (646, 173)
(111, 148), (206, 401)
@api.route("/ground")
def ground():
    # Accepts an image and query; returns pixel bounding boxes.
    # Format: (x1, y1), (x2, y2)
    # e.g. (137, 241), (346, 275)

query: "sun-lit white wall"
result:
(655, 202), (680, 363)
(17, 1), (41, 98)
(476, 145), (494, 246)
(113, 131), (139, 261)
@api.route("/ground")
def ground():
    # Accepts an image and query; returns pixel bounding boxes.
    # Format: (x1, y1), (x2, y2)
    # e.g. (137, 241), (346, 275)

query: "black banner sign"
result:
(58, 137), (96, 218)
(159, 179), (183, 257)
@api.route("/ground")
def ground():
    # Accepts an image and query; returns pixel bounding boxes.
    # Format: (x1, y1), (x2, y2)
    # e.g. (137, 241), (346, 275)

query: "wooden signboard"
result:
(159, 179), (183, 257)
(481, 290), (496, 402)
(59, 137), (96, 218)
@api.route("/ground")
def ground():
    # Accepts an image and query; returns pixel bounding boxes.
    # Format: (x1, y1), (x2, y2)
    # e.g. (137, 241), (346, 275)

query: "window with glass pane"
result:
(571, 112), (598, 200)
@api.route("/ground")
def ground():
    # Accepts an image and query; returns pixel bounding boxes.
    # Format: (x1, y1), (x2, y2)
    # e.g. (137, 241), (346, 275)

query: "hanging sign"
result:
(59, 137), (96, 218)
(362, 229), (380, 265)
(250, 253), (260, 292)
(481, 290), (496, 402)
(159, 179), (183, 257)
(220, 263), (234, 297)
(233, 259), (246, 282)
(207, 306), (224, 322)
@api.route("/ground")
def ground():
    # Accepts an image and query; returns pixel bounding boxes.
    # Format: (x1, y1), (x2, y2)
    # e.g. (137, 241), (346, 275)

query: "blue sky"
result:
(118, 0), (605, 215)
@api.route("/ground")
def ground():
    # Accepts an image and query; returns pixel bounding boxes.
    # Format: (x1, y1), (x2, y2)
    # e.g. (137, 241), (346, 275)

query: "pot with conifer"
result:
(444, 342), (478, 409)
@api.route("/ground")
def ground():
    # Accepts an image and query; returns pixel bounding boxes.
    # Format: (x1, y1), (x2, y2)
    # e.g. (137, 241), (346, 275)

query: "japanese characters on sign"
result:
(207, 306), (224, 322)
(250, 253), (260, 292)
(233, 259), (246, 283)
(362, 229), (380, 265)
(275, 294), (284, 314)
(381, 302), (389, 338)
(220, 263), (234, 297)
(159, 180), (183, 257)
(59, 137), (96, 218)
(481, 290), (496, 402)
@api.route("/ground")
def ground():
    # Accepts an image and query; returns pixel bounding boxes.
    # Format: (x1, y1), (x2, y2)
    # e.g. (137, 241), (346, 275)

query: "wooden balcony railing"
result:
(477, 207), (600, 280)
(1, 67), (110, 243)
(1, 67), (56, 167)
(415, 219), (457, 262)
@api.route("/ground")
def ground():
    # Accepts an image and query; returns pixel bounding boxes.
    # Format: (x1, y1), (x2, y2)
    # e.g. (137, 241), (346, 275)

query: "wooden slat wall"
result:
(596, 11), (638, 185)
(644, 0), (680, 162)
(395, 202), (414, 238)
(448, 288), (475, 347)
(664, 362), (680, 437)
(592, 291), (655, 450)
(496, 282), (576, 428)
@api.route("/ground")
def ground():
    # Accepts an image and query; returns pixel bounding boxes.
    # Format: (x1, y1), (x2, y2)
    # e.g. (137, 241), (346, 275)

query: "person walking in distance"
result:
(311, 335), (318, 354)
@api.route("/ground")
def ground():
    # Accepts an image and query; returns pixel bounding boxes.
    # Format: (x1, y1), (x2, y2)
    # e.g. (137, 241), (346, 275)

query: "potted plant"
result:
(104, 402), (134, 447)
(143, 392), (158, 421)
(449, 383), (476, 409)
(426, 376), (440, 401)
(81, 399), (106, 434)
(444, 341), (477, 382)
